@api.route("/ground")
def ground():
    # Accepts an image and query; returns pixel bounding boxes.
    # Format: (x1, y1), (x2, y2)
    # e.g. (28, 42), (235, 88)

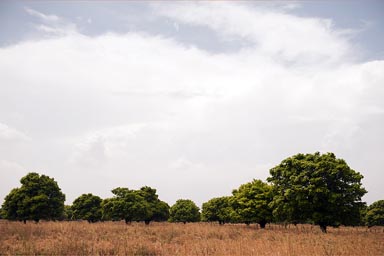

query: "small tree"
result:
(268, 152), (367, 233)
(364, 200), (384, 227)
(169, 199), (200, 224)
(202, 196), (235, 224)
(232, 179), (273, 228)
(1, 172), (65, 223)
(72, 193), (102, 223)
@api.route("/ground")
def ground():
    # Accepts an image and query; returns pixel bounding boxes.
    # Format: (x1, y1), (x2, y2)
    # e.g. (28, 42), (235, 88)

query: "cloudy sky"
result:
(1, 1), (383, 207)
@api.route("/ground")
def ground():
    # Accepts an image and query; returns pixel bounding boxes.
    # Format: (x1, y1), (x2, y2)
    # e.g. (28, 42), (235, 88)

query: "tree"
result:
(202, 196), (236, 224)
(102, 187), (149, 224)
(63, 205), (73, 221)
(71, 193), (102, 223)
(1, 172), (66, 223)
(101, 186), (168, 224)
(151, 200), (170, 222)
(169, 199), (200, 224)
(267, 152), (367, 233)
(137, 186), (170, 224)
(232, 180), (273, 228)
(364, 200), (384, 227)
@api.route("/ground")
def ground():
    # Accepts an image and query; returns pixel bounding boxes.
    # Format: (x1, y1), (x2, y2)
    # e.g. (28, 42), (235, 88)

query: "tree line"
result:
(1, 152), (383, 232)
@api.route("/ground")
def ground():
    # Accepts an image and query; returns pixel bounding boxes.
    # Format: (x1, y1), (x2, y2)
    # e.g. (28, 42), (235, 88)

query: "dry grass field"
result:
(0, 220), (383, 256)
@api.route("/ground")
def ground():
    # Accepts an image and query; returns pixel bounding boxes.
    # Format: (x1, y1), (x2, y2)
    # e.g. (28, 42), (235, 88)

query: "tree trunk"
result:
(144, 220), (150, 225)
(320, 224), (327, 233)
(23, 219), (27, 224)
(259, 220), (267, 229)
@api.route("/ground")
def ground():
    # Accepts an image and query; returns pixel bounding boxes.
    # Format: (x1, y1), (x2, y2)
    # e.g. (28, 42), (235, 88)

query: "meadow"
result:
(0, 220), (383, 255)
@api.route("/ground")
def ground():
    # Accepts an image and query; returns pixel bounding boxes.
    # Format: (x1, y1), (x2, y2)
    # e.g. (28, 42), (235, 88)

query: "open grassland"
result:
(0, 221), (383, 256)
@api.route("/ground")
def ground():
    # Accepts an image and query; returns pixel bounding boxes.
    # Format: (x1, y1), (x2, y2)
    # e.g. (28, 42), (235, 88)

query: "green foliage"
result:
(102, 188), (147, 223)
(63, 205), (73, 220)
(267, 152), (367, 232)
(72, 193), (102, 222)
(169, 199), (200, 223)
(101, 186), (169, 224)
(232, 179), (273, 228)
(364, 200), (384, 227)
(202, 196), (237, 224)
(151, 200), (170, 222)
(1, 172), (66, 222)
(137, 186), (170, 223)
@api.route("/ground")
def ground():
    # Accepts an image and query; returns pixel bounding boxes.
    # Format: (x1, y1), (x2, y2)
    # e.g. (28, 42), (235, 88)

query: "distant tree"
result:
(63, 205), (73, 221)
(101, 186), (168, 224)
(102, 188), (149, 224)
(101, 198), (116, 221)
(231, 180), (273, 228)
(1, 172), (65, 223)
(364, 200), (384, 227)
(169, 199), (200, 224)
(268, 152), (367, 233)
(137, 186), (169, 224)
(151, 200), (170, 222)
(202, 196), (235, 224)
(71, 193), (102, 223)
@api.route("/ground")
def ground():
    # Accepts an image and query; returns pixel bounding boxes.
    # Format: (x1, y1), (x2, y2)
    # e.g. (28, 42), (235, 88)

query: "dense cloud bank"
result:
(0, 3), (383, 206)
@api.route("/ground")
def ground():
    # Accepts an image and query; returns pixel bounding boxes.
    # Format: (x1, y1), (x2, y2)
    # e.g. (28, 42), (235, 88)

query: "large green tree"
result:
(202, 196), (236, 224)
(267, 152), (367, 232)
(71, 193), (102, 223)
(1, 172), (66, 223)
(232, 179), (273, 228)
(169, 199), (200, 224)
(364, 200), (384, 227)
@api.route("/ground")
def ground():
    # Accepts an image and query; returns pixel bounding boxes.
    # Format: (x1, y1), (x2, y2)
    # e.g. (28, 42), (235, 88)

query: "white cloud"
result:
(0, 123), (29, 142)
(0, 160), (26, 204)
(154, 2), (352, 65)
(25, 7), (60, 22)
(25, 7), (78, 36)
(169, 156), (200, 171)
(69, 123), (151, 166)
(0, 4), (383, 206)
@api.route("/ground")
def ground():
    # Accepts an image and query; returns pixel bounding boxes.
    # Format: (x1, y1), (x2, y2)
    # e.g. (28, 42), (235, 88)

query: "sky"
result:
(0, 1), (383, 207)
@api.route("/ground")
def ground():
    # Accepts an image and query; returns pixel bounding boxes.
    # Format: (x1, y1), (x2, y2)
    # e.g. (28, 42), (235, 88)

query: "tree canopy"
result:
(202, 196), (236, 224)
(232, 179), (273, 228)
(267, 152), (367, 232)
(1, 172), (65, 223)
(101, 186), (169, 224)
(364, 200), (384, 227)
(71, 193), (102, 222)
(169, 199), (200, 224)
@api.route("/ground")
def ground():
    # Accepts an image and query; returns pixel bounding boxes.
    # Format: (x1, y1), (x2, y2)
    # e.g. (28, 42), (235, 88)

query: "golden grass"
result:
(0, 220), (383, 255)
